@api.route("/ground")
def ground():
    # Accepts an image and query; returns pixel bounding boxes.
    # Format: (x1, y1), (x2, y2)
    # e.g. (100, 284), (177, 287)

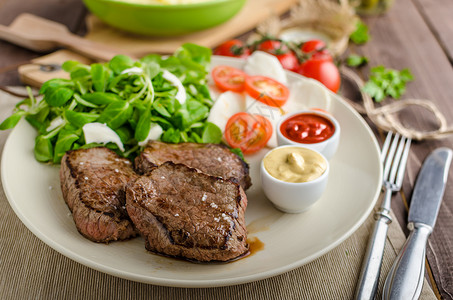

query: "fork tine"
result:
(355, 132), (411, 299)
(389, 136), (407, 184)
(383, 132), (400, 181)
(381, 131), (393, 163)
(395, 137), (411, 187)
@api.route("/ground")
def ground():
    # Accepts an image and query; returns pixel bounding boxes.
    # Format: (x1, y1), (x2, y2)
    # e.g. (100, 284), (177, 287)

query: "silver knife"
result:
(382, 147), (452, 300)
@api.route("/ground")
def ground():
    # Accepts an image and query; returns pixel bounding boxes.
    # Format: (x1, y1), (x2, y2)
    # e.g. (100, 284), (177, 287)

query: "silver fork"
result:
(354, 131), (412, 300)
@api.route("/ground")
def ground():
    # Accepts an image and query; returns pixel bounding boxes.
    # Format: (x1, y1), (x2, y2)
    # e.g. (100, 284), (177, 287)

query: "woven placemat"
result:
(0, 90), (437, 300)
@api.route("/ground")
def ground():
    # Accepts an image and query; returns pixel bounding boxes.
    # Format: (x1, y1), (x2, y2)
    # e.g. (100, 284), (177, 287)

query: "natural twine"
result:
(341, 66), (453, 141)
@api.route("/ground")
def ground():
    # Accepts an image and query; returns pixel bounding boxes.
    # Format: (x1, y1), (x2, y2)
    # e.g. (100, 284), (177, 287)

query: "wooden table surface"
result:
(1, 0), (453, 299)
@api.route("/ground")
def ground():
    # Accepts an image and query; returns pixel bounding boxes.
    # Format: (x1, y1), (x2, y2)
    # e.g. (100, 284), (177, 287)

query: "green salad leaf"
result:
(0, 43), (223, 163)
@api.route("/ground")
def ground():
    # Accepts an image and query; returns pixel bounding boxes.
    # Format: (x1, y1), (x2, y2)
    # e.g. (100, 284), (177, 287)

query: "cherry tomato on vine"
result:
(214, 40), (250, 58)
(310, 51), (334, 62)
(257, 40), (290, 53)
(300, 39), (333, 62)
(224, 112), (273, 155)
(300, 39), (326, 53)
(296, 59), (341, 93)
(275, 52), (299, 72)
(256, 39), (299, 72)
(211, 65), (248, 93)
(245, 76), (290, 107)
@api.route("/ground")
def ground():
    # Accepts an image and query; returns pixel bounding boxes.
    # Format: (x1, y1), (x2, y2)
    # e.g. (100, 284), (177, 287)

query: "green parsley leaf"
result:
(350, 20), (370, 44)
(346, 54), (369, 67)
(363, 66), (414, 102)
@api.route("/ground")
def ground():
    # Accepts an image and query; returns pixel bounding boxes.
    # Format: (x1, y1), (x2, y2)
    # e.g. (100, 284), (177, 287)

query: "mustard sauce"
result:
(263, 147), (327, 183)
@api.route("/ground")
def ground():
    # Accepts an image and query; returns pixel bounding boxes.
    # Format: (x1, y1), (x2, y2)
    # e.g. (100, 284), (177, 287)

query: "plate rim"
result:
(1, 56), (382, 288)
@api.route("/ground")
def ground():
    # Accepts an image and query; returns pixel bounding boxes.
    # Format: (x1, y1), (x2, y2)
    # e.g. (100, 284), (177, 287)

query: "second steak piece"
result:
(126, 162), (249, 262)
(135, 141), (251, 190)
(60, 147), (138, 243)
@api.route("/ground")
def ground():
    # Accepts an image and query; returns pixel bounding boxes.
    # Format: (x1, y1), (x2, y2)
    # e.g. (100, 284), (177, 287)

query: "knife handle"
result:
(382, 223), (432, 300)
(354, 208), (392, 300)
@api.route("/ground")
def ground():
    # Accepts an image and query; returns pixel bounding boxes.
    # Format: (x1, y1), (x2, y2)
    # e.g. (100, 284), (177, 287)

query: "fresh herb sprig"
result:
(0, 43), (223, 163)
(362, 66), (414, 102)
(350, 20), (370, 44)
(346, 19), (414, 102)
(346, 54), (369, 67)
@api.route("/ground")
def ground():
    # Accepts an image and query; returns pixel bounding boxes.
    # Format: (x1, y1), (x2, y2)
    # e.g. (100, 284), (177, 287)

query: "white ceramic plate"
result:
(1, 57), (382, 288)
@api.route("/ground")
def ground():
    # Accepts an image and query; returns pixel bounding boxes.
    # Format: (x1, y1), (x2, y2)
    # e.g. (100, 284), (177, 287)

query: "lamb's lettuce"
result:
(0, 43), (222, 163)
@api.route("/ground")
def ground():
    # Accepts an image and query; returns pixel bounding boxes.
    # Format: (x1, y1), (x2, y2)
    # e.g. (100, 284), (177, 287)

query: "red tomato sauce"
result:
(280, 113), (335, 144)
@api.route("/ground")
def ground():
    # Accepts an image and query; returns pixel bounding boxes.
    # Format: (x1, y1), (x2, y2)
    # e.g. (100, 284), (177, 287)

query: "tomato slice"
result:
(245, 76), (289, 107)
(211, 65), (247, 93)
(224, 112), (273, 155)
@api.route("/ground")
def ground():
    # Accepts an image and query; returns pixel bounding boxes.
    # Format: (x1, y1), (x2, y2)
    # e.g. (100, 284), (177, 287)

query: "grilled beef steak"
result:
(60, 147), (138, 243)
(134, 141), (251, 190)
(126, 162), (249, 262)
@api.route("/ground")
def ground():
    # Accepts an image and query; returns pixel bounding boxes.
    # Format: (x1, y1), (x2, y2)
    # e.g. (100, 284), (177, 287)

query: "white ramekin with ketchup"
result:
(276, 110), (340, 160)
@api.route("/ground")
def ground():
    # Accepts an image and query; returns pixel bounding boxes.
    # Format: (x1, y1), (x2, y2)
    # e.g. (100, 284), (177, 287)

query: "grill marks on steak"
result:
(126, 162), (249, 262)
(60, 148), (138, 243)
(135, 141), (252, 190)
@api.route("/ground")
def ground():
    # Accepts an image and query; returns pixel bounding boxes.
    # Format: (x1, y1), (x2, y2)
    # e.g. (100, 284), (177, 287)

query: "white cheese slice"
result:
(138, 123), (164, 146)
(207, 91), (246, 132)
(285, 80), (331, 112)
(244, 51), (288, 86)
(82, 122), (125, 152)
(162, 70), (186, 104)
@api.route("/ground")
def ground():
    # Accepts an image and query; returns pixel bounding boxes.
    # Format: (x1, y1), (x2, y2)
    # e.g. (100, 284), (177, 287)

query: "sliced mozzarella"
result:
(285, 80), (332, 112)
(244, 51), (287, 85)
(207, 91), (246, 132)
(162, 70), (186, 104)
(82, 122), (125, 152)
(245, 95), (285, 148)
(138, 123), (164, 147)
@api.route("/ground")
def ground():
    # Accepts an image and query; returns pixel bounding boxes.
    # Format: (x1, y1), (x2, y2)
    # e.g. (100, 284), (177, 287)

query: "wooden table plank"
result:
(352, 0), (453, 297)
(0, 0), (87, 85)
(414, 0), (453, 63)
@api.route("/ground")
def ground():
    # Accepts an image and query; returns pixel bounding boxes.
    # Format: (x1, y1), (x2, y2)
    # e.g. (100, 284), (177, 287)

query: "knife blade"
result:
(383, 147), (452, 300)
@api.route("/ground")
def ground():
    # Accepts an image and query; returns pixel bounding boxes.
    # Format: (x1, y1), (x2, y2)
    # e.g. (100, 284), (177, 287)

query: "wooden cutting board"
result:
(18, 0), (298, 87)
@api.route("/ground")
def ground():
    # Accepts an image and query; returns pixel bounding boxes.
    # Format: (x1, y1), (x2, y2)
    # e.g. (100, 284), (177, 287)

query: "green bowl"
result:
(82, 0), (247, 36)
